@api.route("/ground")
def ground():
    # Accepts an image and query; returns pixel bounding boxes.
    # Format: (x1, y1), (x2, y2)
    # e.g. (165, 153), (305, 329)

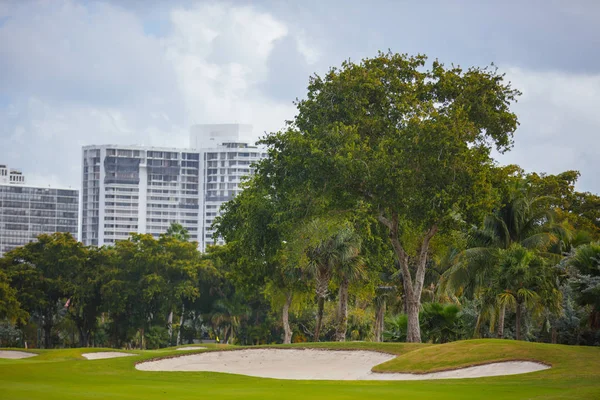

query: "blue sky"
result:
(0, 0), (598, 193)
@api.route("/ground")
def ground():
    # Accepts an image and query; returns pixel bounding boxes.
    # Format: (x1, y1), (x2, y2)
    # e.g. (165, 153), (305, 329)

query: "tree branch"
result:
(414, 224), (439, 299)
(380, 211), (414, 299)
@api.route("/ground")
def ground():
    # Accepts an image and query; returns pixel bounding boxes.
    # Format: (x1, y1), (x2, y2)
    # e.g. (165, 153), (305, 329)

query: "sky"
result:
(0, 0), (599, 193)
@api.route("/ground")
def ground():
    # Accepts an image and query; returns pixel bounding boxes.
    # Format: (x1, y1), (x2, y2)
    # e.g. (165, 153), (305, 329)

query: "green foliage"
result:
(420, 303), (462, 344)
(569, 242), (600, 328)
(258, 51), (521, 342)
(384, 303), (463, 344)
(144, 326), (170, 349)
(383, 314), (408, 342)
(0, 320), (22, 347)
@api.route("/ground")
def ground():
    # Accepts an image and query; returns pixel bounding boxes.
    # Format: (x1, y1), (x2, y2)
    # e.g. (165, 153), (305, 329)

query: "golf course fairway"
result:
(1, 339), (599, 399)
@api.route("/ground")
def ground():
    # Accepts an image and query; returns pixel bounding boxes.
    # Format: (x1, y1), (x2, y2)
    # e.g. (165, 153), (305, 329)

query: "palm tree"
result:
(209, 297), (249, 344)
(332, 228), (365, 341)
(303, 229), (337, 341)
(568, 242), (600, 329)
(300, 220), (364, 341)
(442, 185), (563, 339)
(494, 245), (559, 340)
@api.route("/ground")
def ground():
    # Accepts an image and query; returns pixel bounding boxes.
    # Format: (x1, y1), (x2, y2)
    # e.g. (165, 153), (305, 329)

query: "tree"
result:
(568, 242), (600, 329)
(442, 184), (564, 339)
(332, 228), (365, 341)
(494, 245), (561, 340)
(161, 224), (202, 345)
(165, 223), (191, 242)
(66, 246), (107, 347)
(259, 52), (520, 342)
(0, 268), (27, 324)
(2, 233), (85, 348)
(103, 234), (170, 348)
(215, 178), (310, 344)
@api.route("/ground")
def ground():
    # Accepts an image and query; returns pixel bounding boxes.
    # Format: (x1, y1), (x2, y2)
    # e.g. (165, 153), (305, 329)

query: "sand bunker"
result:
(82, 352), (136, 360)
(177, 347), (207, 351)
(0, 350), (37, 359)
(136, 349), (549, 380)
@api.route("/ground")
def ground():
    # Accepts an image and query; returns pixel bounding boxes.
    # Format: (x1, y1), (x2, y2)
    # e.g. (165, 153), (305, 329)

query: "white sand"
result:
(177, 347), (207, 350)
(0, 350), (37, 359)
(82, 352), (136, 360)
(135, 349), (549, 380)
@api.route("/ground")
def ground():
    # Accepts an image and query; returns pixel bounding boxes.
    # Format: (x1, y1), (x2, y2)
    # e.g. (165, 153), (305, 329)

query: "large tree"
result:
(2, 233), (85, 348)
(259, 52), (520, 342)
(215, 179), (309, 344)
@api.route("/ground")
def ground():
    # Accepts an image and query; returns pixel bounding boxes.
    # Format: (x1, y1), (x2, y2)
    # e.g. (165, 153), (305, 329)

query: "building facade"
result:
(193, 141), (265, 249)
(81, 146), (201, 246)
(0, 165), (78, 256)
(0, 164), (26, 185)
(81, 124), (265, 251)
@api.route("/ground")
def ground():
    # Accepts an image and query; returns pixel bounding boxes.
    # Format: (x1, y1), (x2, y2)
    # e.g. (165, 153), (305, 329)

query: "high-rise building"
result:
(190, 124), (266, 249)
(0, 164), (79, 256)
(81, 124), (265, 250)
(81, 146), (200, 246)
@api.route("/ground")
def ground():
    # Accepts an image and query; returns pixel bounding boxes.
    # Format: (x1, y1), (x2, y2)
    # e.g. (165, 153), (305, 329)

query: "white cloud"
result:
(0, 1), (303, 188)
(495, 67), (600, 192)
(295, 31), (321, 65)
(165, 3), (295, 139)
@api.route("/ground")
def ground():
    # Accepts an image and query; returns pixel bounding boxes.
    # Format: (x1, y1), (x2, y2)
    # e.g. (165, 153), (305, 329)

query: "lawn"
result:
(1, 340), (599, 399)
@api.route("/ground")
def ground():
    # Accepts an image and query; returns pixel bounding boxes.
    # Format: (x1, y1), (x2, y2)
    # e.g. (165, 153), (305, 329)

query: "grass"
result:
(0, 340), (599, 399)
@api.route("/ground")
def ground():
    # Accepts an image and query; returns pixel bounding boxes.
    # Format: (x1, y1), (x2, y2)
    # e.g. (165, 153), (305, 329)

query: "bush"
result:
(383, 303), (464, 343)
(145, 326), (169, 349)
(383, 314), (408, 342)
(0, 320), (22, 347)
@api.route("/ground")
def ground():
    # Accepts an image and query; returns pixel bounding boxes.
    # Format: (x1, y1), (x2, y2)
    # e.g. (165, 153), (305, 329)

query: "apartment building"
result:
(81, 146), (200, 246)
(0, 164), (79, 255)
(190, 124), (265, 249)
(81, 124), (265, 250)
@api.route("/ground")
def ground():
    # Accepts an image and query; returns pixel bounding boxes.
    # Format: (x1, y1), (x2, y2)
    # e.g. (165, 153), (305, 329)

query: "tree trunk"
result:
(335, 278), (349, 341)
(78, 326), (89, 347)
(282, 292), (293, 344)
(551, 326), (557, 344)
(314, 296), (325, 341)
(374, 297), (386, 342)
(379, 214), (437, 344)
(406, 298), (421, 343)
(167, 309), (173, 343)
(515, 302), (522, 341)
(497, 303), (506, 339)
(176, 304), (185, 346)
(43, 310), (53, 349)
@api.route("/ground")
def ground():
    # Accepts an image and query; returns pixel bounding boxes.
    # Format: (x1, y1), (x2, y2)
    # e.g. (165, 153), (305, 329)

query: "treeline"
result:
(213, 167), (600, 346)
(1, 51), (599, 348)
(0, 225), (225, 348)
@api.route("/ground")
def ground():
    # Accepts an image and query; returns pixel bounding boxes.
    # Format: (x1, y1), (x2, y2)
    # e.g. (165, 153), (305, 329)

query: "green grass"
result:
(1, 340), (599, 399)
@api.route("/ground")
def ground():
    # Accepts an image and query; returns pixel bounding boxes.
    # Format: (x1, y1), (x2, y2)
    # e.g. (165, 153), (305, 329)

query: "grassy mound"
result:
(373, 339), (572, 373)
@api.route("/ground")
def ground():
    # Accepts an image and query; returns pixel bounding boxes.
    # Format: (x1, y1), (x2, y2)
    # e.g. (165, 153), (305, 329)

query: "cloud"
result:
(164, 3), (296, 138)
(0, 1), (179, 107)
(0, 1), (305, 188)
(0, 0), (597, 196)
(495, 67), (600, 192)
